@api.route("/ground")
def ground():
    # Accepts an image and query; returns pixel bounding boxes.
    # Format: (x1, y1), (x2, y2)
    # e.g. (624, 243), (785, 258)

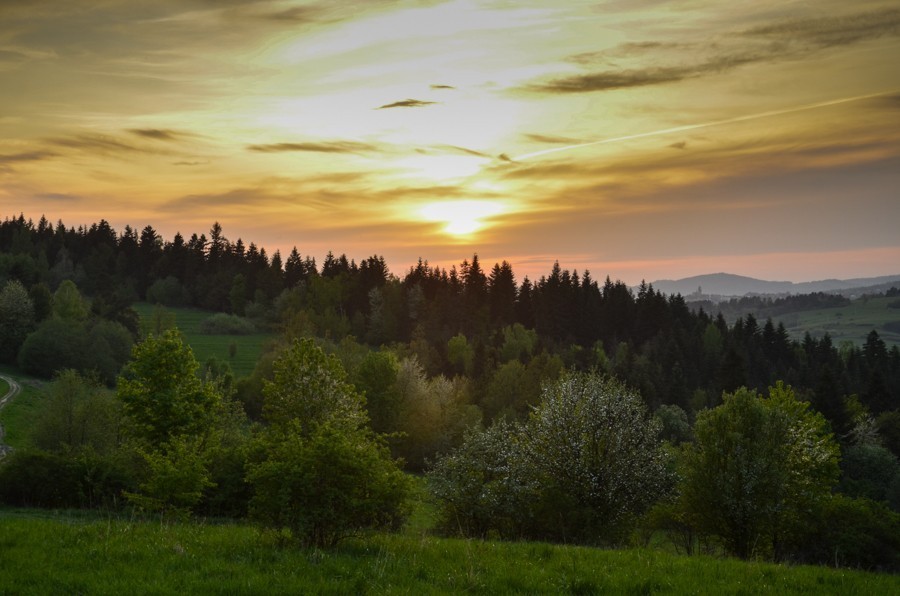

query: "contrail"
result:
(513, 90), (896, 162)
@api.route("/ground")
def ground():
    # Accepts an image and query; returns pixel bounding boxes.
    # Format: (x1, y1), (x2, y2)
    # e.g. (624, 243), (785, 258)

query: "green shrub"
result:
(247, 423), (411, 548)
(782, 495), (900, 571)
(0, 449), (134, 509)
(197, 313), (256, 335)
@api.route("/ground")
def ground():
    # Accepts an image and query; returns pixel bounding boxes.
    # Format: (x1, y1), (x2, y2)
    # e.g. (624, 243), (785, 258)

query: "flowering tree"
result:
(518, 371), (674, 542)
(430, 371), (673, 544)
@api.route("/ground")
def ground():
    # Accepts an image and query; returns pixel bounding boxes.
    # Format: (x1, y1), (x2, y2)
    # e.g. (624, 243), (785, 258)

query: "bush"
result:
(248, 423), (410, 548)
(782, 495), (900, 571)
(246, 339), (411, 547)
(198, 313), (257, 335)
(18, 319), (133, 384)
(428, 421), (521, 538)
(0, 449), (134, 509)
(146, 276), (189, 307)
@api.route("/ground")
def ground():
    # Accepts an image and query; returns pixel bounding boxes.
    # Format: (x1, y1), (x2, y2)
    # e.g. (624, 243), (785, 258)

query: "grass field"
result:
(0, 366), (46, 451)
(132, 303), (278, 379)
(0, 510), (897, 595)
(778, 295), (900, 347)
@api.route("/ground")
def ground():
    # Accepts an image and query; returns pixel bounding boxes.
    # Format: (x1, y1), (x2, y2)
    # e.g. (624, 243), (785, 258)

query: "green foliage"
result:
(431, 372), (672, 544)
(447, 333), (474, 376)
(197, 313), (256, 335)
(145, 276), (189, 307)
(0, 279), (35, 362)
(51, 279), (88, 321)
(125, 436), (214, 520)
(839, 443), (900, 510)
(261, 337), (365, 434)
(28, 283), (52, 323)
(781, 495), (900, 571)
(30, 370), (122, 455)
(0, 449), (134, 509)
(518, 371), (674, 543)
(248, 339), (410, 547)
(876, 410), (900, 458)
(680, 383), (840, 559)
(247, 423), (410, 548)
(499, 323), (537, 363)
(393, 357), (481, 471)
(17, 319), (134, 384)
(428, 421), (521, 538)
(655, 404), (693, 445)
(351, 350), (401, 434)
(117, 329), (220, 447)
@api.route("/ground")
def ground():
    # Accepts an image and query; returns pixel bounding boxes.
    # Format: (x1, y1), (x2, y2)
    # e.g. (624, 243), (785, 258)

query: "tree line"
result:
(1, 213), (900, 567)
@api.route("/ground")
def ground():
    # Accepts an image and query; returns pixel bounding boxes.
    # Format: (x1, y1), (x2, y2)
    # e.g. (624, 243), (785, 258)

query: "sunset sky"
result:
(1, 0), (898, 284)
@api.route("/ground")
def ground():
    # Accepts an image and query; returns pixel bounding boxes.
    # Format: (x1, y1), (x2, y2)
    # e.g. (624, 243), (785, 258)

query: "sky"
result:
(1, 0), (899, 284)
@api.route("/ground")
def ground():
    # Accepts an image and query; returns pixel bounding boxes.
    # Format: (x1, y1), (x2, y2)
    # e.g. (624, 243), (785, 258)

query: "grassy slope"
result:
(0, 366), (45, 450)
(132, 303), (277, 378)
(778, 296), (900, 347)
(0, 511), (897, 595)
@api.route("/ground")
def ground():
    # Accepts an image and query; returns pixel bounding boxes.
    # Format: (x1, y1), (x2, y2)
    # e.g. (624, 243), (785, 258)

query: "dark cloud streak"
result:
(376, 98), (437, 109)
(127, 128), (187, 141)
(0, 150), (58, 163)
(528, 7), (900, 94)
(246, 140), (379, 154)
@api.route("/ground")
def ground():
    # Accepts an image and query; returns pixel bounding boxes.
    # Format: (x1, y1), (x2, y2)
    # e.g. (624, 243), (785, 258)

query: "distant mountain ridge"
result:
(648, 273), (900, 297)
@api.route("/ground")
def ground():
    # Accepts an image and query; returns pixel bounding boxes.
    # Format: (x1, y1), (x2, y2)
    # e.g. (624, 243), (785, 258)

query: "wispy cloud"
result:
(527, 7), (900, 94)
(742, 8), (900, 48)
(49, 134), (146, 155)
(127, 128), (190, 141)
(34, 192), (82, 202)
(431, 145), (489, 158)
(524, 133), (584, 145)
(0, 150), (58, 163)
(529, 54), (763, 93)
(376, 98), (437, 109)
(246, 140), (380, 154)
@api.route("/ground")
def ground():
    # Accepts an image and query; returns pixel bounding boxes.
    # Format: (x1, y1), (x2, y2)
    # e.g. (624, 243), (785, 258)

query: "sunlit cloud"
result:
(0, 0), (898, 283)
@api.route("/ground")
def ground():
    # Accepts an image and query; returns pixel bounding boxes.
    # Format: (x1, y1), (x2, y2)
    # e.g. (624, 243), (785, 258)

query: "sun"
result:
(418, 200), (506, 236)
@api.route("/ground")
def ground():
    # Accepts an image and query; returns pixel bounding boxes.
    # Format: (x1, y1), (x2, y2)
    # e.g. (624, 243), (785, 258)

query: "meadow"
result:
(132, 303), (277, 378)
(1, 507), (898, 595)
(0, 366), (45, 450)
(779, 295), (900, 347)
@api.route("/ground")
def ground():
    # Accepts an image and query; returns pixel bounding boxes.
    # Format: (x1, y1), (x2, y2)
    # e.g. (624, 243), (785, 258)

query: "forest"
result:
(1, 213), (899, 571)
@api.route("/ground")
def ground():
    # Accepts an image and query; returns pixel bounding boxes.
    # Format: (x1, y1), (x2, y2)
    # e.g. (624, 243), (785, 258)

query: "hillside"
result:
(650, 273), (900, 298)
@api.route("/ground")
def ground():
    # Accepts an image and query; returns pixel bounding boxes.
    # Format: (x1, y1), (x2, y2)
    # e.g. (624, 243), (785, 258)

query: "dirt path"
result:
(0, 373), (22, 460)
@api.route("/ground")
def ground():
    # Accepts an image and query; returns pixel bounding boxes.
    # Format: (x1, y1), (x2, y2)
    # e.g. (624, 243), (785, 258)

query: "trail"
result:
(0, 373), (22, 460)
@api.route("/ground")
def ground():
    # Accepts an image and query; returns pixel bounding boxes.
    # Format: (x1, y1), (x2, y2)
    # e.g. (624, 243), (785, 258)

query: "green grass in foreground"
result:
(0, 510), (897, 595)
(133, 303), (277, 378)
(0, 367), (46, 450)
